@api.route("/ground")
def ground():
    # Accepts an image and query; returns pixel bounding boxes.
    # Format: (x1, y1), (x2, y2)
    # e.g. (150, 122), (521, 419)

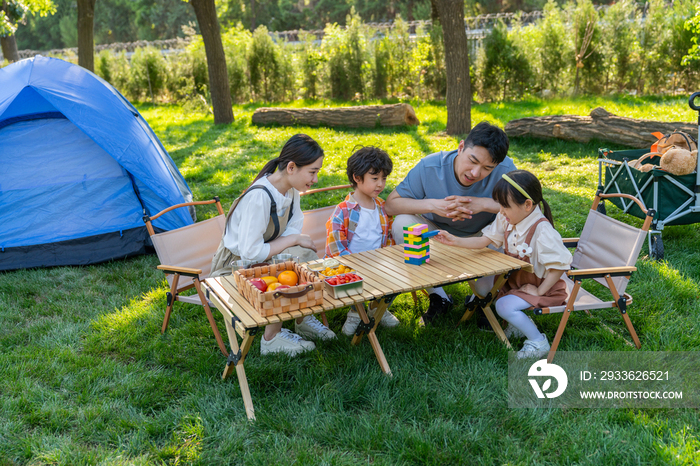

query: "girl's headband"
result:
(501, 174), (532, 200)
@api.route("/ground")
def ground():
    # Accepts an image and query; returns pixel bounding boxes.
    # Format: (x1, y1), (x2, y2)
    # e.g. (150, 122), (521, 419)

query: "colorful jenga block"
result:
(403, 223), (431, 265)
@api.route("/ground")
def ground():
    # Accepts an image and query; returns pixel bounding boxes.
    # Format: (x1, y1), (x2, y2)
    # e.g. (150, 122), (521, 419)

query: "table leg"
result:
(194, 278), (229, 357)
(482, 304), (512, 349)
(351, 301), (392, 376)
(464, 274), (512, 349)
(459, 274), (509, 324)
(222, 318), (257, 420)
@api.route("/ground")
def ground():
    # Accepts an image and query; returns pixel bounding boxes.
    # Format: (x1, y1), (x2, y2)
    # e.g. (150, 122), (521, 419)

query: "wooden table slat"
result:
(343, 250), (425, 291)
(339, 254), (416, 293)
(365, 247), (451, 285)
(426, 247), (497, 280)
(330, 258), (397, 295)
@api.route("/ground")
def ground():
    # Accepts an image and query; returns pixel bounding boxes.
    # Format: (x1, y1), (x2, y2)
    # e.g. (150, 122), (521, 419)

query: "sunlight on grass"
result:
(91, 288), (162, 338)
(655, 426), (700, 465)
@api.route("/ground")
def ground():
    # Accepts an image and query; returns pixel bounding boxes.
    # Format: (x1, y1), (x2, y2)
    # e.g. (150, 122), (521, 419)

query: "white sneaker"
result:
(295, 315), (337, 341)
(504, 317), (535, 339)
(342, 311), (361, 336)
(516, 333), (551, 360)
(369, 308), (400, 328)
(260, 328), (315, 356)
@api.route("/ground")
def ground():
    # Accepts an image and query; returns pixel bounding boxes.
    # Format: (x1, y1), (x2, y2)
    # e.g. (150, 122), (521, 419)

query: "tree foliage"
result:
(684, 4), (700, 65)
(476, 20), (531, 101)
(1, 0), (55, 37)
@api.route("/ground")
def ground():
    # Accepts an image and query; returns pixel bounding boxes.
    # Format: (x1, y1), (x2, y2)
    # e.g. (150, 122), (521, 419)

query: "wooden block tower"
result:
(403, 223), (430, 265)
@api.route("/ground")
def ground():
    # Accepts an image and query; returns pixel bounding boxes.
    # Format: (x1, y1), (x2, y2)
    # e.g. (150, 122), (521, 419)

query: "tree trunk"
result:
(250, 0), (256, 31)
(504, 107), (697, 148)
(190, 0), (234, 125)
(433, 0), (471, 136)
(0, 34), (19, 63)
(407, 0), (415, 21)
(77, 0), (96, 72)
(252, 104), (420, 128)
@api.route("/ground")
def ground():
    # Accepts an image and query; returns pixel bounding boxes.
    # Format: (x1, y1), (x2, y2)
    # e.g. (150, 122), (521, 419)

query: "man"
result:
(385, 121), (516, 325)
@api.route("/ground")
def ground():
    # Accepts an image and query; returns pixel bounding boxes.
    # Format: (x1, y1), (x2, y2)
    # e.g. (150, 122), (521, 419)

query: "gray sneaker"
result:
(516, 333), (550, 359)
(295, 315), (337, 341)
(342, 311), (361, 336)
(370, 308), (400, 328)
(260, 328), (315, 356)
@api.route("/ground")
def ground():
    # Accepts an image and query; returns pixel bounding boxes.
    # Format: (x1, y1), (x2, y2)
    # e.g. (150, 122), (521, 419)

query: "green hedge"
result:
(91, 0), (700, 106)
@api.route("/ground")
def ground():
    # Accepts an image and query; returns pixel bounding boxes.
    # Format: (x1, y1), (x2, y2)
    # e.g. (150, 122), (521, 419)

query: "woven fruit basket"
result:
(234, 261), (324, 317)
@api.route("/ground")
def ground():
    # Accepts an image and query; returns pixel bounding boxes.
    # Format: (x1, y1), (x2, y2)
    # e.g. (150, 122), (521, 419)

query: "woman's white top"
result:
(223, 176), (304, 262)
(481, 206), (572, 278)
(348, 205), (383, 253)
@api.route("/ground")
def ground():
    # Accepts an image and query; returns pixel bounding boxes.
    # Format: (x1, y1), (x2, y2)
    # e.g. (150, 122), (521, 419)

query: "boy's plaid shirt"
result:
(324, 192), (394, 257)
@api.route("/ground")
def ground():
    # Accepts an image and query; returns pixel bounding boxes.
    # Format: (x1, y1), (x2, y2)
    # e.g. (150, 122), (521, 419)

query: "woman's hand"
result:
(435, 230), (458, 246)
(295, 234), (317, 252)
(519, 283), (540, 296)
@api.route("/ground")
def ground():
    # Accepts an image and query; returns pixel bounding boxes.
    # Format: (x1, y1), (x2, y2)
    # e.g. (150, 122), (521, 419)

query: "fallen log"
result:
(505, 107), (697, 148)
(251, 103), (420, 128)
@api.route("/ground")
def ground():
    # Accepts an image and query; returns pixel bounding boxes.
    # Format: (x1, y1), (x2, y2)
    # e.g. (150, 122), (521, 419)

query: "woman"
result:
(211, 134), (335, 356)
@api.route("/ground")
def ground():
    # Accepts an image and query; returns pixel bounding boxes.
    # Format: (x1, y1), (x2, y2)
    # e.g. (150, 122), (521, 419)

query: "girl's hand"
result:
(296, 234), (317, 252)
(519, 283), (540, 296)
(435, 230), (458, 246)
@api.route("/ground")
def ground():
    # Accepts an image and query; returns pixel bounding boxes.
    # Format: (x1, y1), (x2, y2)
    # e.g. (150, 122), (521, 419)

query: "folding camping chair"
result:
(300, 184), (352, 256)
(537, 192), (655, 362)
(143, 197), (229, 357)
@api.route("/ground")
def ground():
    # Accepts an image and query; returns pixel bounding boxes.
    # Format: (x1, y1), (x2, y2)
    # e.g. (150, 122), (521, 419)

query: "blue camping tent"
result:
(0, 56), (195, 271)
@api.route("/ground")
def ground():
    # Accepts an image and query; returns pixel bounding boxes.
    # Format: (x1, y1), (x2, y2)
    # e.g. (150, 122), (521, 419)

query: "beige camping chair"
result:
(144, 198), (229, 356)
(300, 184), (352, 257)
(536, 192), (654, 362)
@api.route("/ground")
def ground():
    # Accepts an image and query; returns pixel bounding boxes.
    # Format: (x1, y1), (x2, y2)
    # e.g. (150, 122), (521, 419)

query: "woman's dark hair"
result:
(251, 134), (324, 186)
(492, 169), (554, 225)
(346, 146), (393, 187)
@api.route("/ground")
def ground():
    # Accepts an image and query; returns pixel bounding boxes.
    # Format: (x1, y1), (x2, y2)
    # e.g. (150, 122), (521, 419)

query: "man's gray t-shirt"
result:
(395, 149), (517, 236)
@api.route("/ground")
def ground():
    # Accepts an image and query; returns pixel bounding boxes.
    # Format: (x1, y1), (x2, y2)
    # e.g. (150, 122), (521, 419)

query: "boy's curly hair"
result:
(346, 146), (393, 187)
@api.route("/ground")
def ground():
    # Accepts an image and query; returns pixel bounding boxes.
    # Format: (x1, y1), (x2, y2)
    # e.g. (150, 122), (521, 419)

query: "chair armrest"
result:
(567, 266), (636, 280)
(157, 265), (203, 277)
(562, 237), (579, 248)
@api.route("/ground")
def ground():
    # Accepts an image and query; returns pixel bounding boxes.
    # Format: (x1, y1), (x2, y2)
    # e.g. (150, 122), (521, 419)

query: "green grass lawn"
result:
(1, 96), (699, 465)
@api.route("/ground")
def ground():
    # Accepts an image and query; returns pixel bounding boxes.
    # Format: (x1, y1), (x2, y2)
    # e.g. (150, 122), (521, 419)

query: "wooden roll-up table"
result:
(203, 242), (532, 420)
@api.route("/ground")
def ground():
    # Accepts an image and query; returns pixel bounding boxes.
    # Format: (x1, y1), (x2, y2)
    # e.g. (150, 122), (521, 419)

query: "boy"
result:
(325, 146), (399, 336)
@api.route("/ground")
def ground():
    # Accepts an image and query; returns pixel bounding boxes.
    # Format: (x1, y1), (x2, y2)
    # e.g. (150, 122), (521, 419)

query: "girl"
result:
(435, 170), (572, 359)
(210, 134), (335, 356)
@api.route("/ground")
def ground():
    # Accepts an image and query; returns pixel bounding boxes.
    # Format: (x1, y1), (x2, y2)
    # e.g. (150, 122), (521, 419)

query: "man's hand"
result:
(428, 198), (461, 219)
(443, 195), (500, 221)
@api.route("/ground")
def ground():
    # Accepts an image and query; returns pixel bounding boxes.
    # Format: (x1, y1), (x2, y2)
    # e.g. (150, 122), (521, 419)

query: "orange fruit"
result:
(261, 276), (278, 286)
(277, 270), (298, 286)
